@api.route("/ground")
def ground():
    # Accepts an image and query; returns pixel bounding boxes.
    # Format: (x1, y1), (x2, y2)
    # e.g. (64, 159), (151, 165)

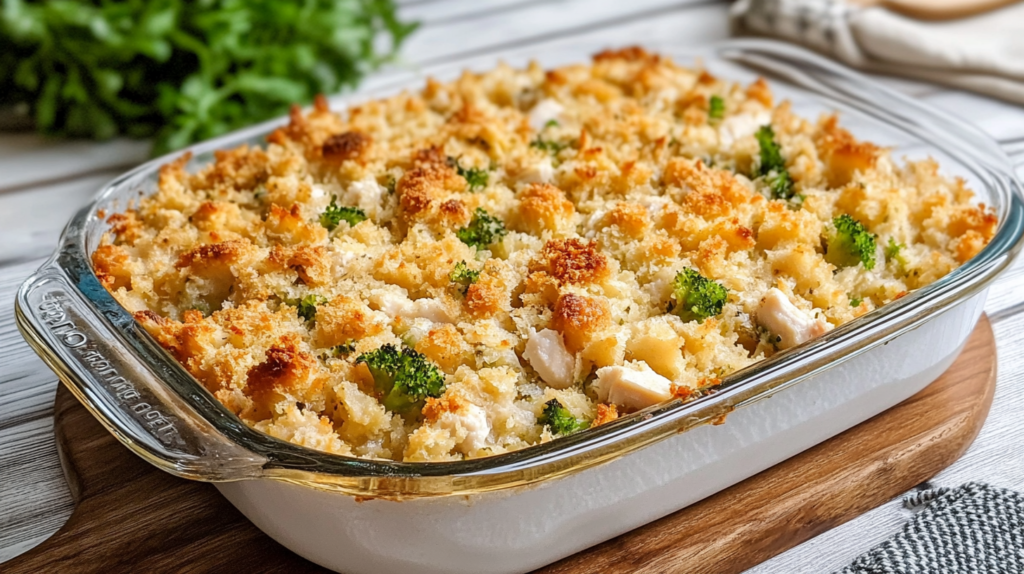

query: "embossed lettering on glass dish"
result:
(38, 293), (180, 443)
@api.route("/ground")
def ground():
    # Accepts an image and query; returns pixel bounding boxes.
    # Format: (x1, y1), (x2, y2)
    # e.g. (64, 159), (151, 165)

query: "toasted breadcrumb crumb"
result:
(95, 47), (995, 462)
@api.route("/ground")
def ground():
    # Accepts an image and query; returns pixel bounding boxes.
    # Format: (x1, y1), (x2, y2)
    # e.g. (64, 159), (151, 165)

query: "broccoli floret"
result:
(447, 156), (489, 192)
(754, 125), (795, 200)
(457, 208), (508, 249)
(538, 399), (585, 436)
(356, 344), (446, 414)
(319, 195), (367, 231)
(885, 238), (908, 268)
(293, 294), (328, 323)
(449, 261), (480, 294)
(850, 297), (863, 307)
(543, 119), (559, 129)
(669, 268), (728, 323)
(827, 214), (877, 270)
(708, 95), (725, 120)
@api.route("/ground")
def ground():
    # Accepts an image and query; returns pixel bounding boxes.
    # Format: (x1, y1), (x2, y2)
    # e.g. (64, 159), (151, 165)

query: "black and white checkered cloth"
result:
(840, 483), (1024, 574)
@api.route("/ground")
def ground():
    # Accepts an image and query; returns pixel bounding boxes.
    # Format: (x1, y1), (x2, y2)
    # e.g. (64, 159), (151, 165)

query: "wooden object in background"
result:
(5, 316), (996, 574)
(853, 0), (1021, 20)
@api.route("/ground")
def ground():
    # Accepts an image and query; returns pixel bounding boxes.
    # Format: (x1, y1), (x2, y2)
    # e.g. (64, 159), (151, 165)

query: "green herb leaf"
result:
(447, 156), (489, 192)
(530, 136), (572, 156)
(332, 342), (357, 357)
(0, 1), (418, 154)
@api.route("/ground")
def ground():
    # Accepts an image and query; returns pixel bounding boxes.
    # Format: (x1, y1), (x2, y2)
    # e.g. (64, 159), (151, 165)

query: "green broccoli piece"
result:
(447, 156), (489, 192)
(708, 95), (725, 120)
(356, 344), (446, 414)
(544, 119), (560, 129)
(754, 125), (795, 200)
(669, 268), (728, 323)
(457, 208), (508, 249)
(319, 196), (367, 231)
(538, 399), (585, 436)
(449, 261), (481, 294)
(294, 294), (328, 323)
(827, 214), (878, 270)
(850, 297), (863, 307)
(886, 238), (908, 268)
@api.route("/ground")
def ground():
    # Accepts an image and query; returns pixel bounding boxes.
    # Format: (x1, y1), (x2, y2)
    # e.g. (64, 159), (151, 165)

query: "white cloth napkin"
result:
(731, 0), (1024, 104)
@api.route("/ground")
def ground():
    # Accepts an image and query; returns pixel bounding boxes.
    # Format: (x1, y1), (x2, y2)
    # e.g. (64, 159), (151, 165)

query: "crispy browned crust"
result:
(604, 202), (650, 238)
(246, 339), (317, 402)
(415, 324), (473, 374)
(92, 46), (993, 462)
(552, 293), (611, 354)
(592, 403), (619, 427)
(535, 239), (610, 286)
(322, 131), (373, 163)
(814, 115), (879, 188)
(516, 184), (575, 235)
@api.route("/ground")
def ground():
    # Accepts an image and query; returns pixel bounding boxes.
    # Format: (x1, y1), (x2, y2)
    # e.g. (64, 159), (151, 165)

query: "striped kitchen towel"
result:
(730, 0), (1024, 104)
(839, 482), (1024, 574)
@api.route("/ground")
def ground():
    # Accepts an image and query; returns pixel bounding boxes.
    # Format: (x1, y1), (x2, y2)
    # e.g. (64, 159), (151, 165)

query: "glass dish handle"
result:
(16, 263), (267, 481)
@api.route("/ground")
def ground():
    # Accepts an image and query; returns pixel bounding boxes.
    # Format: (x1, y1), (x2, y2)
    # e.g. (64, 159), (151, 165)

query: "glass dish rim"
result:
(16, 38), (1024, 496)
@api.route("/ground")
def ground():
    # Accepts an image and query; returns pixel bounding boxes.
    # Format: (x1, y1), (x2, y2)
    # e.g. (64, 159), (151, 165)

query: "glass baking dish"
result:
(15, 39), (1024, 574)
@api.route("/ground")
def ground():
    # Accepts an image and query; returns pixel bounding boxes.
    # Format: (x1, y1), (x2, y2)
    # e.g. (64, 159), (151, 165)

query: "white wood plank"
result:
(921, 90), (1024, 144)
(0, 260), (74, 564)
(0, 136), (148, 193)
(355, 3), (730, 96)
(397, 0), (712, 65)
(0, 171), (119, 264)
(400, 0), (551, 24)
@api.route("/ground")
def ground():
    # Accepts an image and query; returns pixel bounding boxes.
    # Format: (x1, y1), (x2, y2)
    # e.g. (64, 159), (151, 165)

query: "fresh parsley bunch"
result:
(0, 0), (417, 155)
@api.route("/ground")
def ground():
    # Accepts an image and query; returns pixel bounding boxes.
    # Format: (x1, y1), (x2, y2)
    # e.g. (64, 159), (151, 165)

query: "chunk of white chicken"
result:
(718, 111), (772, 148)
(340, 176), (385, 219)
(522, 329), (575, 390)
(437, 403), (491, 454)
(756, 288), (832, 350)
(517, 157), (554, 184)
(528, 98), (565, 131)
(371, 291), (458, 324)
(593, 362), (673, 410)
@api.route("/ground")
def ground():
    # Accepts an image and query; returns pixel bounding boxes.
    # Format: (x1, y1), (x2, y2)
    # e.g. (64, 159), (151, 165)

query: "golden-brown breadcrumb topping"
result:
(94, 47), (996, 462)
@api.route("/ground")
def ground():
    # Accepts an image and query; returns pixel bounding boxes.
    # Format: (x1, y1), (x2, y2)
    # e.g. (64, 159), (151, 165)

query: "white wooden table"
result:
(2, 1), (1024, 571)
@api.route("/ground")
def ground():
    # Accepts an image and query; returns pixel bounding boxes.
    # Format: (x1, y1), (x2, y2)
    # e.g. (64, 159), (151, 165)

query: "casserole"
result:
(16, 39), (1024, 574)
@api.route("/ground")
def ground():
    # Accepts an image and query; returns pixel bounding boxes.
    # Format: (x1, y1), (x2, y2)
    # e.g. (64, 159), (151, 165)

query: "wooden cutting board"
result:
(5, 316), (996, 574)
